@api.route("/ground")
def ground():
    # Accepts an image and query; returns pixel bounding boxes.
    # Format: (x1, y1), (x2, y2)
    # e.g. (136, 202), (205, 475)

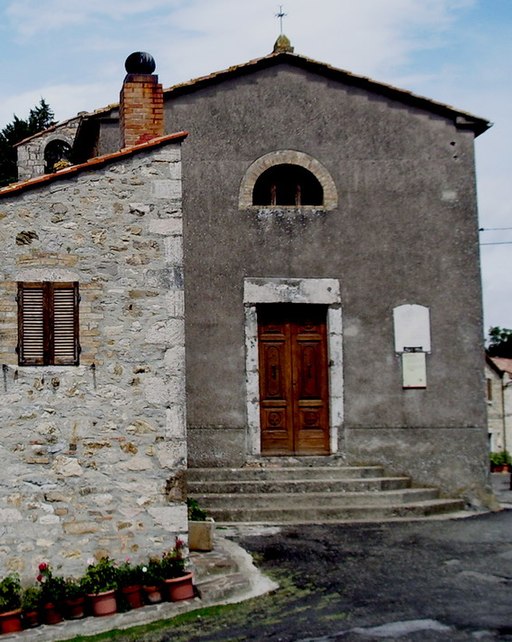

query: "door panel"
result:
(258, 305), (329, 455)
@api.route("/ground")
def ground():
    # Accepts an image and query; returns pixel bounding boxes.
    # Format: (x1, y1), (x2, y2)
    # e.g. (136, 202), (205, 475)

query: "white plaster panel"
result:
(393, 304), (431, 353)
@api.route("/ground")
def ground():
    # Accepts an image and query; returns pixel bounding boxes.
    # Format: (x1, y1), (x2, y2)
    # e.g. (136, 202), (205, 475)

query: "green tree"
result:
(0, 98), (55, 187)
(487, 326), (512, 358)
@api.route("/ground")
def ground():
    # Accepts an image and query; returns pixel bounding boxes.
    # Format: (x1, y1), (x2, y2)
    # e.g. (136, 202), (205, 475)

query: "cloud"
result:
(5, 0), (175, 37)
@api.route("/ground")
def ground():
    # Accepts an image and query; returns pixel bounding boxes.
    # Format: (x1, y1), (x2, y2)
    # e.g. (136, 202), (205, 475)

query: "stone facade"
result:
(0, 137), (187, 578)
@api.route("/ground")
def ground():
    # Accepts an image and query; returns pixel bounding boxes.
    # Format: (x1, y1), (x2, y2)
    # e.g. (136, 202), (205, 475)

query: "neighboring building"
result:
(0, 102), (188, 576)
(485, 355), (512, 454)
(1, 37), (493, 573)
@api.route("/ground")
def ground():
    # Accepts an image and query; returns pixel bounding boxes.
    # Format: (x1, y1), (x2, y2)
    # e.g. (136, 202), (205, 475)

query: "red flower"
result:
(36, 574), (42, 583)
(38, 562), (48, 572)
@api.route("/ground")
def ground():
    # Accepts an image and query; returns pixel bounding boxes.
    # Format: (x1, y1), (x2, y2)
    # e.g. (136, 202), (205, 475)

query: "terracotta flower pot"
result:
(64, 595), (86, 620)
(142, 585), (162, 604)
(22, 609), (40, 629)
(0, 608), (23, 634)
(120, 584), (144, 610)
(163, 572), (194, 602)
(88, 590), (117, 617)
(42, 601), (63, 625)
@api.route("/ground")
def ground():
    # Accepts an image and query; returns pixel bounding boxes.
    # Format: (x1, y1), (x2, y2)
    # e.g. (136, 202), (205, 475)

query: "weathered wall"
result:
(163, 63), (488, 500)
(17, 118), (81, 181)
(0, 142), (186, 579)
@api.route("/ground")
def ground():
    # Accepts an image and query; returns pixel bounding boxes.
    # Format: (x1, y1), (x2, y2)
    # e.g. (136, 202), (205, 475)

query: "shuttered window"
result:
(17, 282), (79, 366)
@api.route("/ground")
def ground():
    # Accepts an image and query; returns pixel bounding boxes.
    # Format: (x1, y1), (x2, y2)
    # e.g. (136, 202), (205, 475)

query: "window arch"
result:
(44, 139), (72, 174)
(253, 164), (323, 206)
(239, 150), (337, 210)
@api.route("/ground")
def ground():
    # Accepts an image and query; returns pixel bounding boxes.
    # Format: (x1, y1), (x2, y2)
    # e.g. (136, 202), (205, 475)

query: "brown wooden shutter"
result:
(18, 283), (45, 365)
(52, 283), (79, 365)
(18, 281), (79, 366)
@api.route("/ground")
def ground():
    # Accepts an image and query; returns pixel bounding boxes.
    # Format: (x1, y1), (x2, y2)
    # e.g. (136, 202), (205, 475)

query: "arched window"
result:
(253, 164), (323, 206)
(239, 150), (337, 210)
(44, 139), (72, 174)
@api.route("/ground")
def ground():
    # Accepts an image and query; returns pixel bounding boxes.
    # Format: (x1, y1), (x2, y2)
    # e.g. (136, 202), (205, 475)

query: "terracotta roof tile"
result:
(488, 356), (512, 377)
(0, 131), (188, 198)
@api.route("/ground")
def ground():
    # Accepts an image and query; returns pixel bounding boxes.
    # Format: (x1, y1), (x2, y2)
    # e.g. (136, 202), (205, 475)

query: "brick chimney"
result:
(120, 52), (164, 148)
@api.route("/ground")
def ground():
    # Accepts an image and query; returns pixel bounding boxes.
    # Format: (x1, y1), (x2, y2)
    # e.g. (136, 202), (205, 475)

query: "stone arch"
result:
(239, 150), (338, 210)
(44, 138), (73, 173)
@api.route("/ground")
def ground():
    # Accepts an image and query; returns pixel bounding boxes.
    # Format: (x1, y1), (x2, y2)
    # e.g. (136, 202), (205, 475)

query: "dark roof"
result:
(160, 51), (491, 136)
(0, 131), (188, 198)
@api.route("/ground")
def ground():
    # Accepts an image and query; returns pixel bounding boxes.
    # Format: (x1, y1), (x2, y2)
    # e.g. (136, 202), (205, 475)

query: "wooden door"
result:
(258, 304), (330, 455)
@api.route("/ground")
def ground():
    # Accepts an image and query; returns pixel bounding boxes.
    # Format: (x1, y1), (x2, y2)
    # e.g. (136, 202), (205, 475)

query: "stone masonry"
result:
(16, 117), (81, 182)
(0, 137), (187, 580)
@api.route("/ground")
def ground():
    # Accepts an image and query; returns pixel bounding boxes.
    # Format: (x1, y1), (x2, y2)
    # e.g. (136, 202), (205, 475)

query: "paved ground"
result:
(5, 474), (512, 641)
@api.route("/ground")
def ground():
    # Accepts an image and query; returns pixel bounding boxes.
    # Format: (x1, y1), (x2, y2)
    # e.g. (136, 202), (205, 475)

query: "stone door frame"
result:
(244, 277), (343, 456)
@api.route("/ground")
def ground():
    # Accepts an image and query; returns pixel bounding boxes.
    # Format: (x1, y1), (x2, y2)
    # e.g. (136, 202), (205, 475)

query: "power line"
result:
(479, 227), (512, 232)
(480, 241), (512, 246)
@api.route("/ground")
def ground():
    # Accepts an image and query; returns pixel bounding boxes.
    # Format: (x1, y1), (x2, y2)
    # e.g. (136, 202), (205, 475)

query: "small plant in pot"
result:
(141, 558), (164, 604)
(62, 578), (86, 620)
(37, 562), (66, 624)
(490, 450), (512, 472)
(160, 537), (195, 602)
(21, 585), (41, 629)
(116, 560), (144, 610)
(80, 557), (119, 617)
(0, 573), (23, 633)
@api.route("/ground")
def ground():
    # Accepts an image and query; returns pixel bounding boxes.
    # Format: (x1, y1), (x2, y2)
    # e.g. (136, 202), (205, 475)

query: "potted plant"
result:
(490, 450), (512, 472)
(37, 562), (66, 624)
(80, 557), (118, 616)
(160, 537), (195, 602)
(141, 558), (164, 604)
(116, 560), (144, 610)
(63, 578), (86, 620)
(21, 585), (41, 629)
(0, 573), (23, 633)
(188, 498), (215, 552)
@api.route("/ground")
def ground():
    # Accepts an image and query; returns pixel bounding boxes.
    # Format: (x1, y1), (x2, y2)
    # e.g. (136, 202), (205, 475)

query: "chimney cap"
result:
(125, 52), (156, 74)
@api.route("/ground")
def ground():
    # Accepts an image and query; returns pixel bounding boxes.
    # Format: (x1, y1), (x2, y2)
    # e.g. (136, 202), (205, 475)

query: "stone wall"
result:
(0, 141), (186, 580)
(16, 118), (81, 181)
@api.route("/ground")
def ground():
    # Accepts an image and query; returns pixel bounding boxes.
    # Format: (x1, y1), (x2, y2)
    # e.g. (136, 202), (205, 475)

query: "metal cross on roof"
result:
(275, 5), (287, 35)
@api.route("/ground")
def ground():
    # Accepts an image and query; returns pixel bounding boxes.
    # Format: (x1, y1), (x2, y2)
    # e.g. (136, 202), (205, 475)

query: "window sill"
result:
(243, 206), (330, 217)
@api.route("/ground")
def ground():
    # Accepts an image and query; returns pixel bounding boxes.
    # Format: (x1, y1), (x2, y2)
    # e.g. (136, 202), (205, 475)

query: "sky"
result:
(0, 0), (510, 334)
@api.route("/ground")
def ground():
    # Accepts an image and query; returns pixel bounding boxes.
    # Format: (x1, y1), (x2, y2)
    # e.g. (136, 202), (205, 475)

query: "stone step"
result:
(187, 465), (385, 482)
(187, 476), (411, 494)
(202, 499), (465, 523)
(190, 487), (440, 509)
(187, 463), (466, 523)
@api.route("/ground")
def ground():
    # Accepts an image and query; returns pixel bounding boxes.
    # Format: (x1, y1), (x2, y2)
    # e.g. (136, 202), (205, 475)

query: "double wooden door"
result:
(258, 304), (330, 455)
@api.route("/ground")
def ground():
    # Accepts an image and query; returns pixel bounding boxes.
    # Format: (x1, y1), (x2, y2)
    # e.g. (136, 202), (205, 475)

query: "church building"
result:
(0, 35), (492, 574)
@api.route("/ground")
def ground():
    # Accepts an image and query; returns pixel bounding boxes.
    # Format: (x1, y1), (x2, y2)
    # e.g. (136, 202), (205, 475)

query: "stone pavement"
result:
(0, 537), (278, 641)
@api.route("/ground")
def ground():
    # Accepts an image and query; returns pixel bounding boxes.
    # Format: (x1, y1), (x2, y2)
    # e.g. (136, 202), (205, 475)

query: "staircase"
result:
(187, 458), (465, 524)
